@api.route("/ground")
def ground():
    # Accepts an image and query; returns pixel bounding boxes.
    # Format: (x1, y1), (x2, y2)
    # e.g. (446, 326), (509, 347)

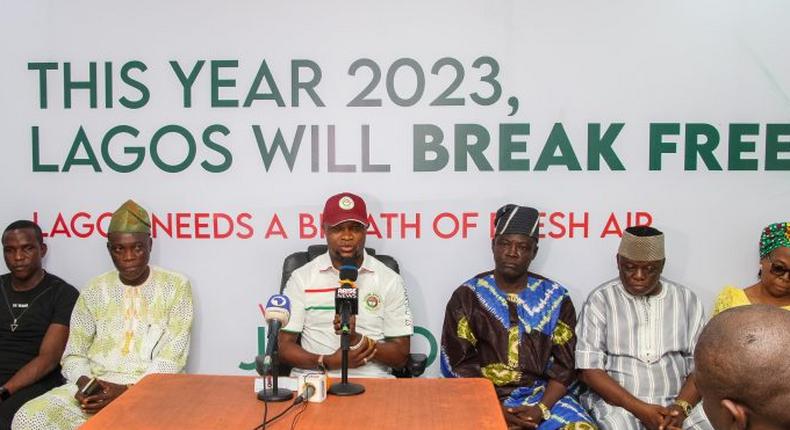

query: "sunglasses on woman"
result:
(767, 254), (790, 278)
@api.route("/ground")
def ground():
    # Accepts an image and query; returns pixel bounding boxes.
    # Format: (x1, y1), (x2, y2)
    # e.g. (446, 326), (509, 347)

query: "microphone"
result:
(338, 260), (359, 284)
(255, 294), (294, 402)
(258, 294), (291, 375)
(328, 259), (365, 396)
(335, 259), (359, 337)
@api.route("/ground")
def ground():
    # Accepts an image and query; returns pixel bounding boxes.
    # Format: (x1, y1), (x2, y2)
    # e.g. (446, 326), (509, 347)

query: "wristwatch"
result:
(537, 402), (551, 420)
(0, 386), (10, 401)
(673, 399), (692, 416)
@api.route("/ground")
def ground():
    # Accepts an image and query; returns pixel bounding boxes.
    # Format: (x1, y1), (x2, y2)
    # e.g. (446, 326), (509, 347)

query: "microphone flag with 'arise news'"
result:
(335, 286), (359, 315)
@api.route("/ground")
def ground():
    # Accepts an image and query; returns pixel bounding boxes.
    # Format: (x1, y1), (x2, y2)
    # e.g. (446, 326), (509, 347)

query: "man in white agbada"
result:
(12, 200), (193, 430)
(575, 226), (711, 430)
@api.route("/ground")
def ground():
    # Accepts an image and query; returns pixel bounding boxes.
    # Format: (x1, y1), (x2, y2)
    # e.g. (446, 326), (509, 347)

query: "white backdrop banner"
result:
(1, 0), (789, 376)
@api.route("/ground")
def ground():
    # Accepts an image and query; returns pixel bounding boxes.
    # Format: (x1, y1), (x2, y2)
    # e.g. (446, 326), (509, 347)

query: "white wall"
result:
(1, 0), (789, 376)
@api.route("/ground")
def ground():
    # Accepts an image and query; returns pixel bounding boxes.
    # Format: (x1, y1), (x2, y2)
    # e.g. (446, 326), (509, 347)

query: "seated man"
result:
(441, 204), (595, 430)
(279, 192), (413, 377)
(695, 304), (790, 430)
(0, 221), (79, 430)
(576, 226), (707, 430)
(13, 200), (194, 430)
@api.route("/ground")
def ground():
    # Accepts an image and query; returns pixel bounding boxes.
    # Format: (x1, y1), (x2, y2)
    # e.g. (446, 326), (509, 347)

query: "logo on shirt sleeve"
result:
(364, 293), (381, 311)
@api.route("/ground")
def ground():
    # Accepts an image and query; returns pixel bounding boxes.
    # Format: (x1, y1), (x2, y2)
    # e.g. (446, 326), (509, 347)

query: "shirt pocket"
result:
(140, 323), (166, 360)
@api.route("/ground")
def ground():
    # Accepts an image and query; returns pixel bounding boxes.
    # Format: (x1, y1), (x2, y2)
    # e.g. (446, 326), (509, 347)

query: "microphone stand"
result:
(329, 302), (364, 396)
(258, 333), (293, 402)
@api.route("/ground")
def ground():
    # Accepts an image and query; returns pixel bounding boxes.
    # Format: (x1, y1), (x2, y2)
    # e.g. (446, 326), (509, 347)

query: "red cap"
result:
(322, 192), (368, 227)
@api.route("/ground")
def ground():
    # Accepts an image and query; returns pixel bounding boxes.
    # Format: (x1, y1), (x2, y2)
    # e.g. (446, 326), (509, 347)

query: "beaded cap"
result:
(759, 222), (790, 257)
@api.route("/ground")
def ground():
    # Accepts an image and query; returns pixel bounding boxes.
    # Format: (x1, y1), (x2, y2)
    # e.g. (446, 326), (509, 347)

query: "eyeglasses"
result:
(767, 254), (790, 279)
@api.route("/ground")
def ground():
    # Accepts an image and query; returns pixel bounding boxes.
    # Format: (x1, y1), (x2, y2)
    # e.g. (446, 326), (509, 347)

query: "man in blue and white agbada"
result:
(441, 204), (594, 430)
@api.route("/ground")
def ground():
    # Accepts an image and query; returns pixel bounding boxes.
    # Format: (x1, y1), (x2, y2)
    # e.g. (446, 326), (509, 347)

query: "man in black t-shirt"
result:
(0, 220), (78, 430)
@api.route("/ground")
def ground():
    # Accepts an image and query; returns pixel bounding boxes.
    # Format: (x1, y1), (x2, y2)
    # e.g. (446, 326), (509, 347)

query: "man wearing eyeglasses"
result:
(575, 226), (710, 430)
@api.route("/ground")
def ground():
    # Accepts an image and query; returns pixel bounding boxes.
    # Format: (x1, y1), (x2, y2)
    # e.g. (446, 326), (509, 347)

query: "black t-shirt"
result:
(0, 272), (79, 383)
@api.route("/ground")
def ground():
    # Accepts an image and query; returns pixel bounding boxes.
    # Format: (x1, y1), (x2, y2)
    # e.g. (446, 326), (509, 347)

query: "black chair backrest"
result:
(279, 245), (400, 293)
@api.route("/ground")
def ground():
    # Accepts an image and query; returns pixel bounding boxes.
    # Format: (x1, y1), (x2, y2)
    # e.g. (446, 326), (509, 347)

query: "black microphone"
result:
(257, 294), (291, 375)
(328, 259), (366, 396)
(328, 258), (366, 396)
(338, 259), (359, 284)
(335, 259), (359, 342)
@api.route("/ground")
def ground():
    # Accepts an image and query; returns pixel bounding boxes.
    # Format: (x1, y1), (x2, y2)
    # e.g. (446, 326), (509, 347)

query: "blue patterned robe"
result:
(441, 271), (594, 430)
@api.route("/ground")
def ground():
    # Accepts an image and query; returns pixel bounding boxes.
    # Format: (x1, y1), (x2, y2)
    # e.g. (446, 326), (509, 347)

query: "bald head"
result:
(695, 305), (790, 429)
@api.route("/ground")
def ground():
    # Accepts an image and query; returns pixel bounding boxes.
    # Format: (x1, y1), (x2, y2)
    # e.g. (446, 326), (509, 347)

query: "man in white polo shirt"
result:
(279, 192), (413, 377)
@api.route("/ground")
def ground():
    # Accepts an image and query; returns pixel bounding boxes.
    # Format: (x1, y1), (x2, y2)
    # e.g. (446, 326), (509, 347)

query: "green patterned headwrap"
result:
(759, 222), (790, 257)
(108, 200), (151, 234)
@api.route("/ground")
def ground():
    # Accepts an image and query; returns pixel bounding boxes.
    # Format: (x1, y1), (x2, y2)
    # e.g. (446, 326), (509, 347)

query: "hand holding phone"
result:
(80, 377), (101, 396)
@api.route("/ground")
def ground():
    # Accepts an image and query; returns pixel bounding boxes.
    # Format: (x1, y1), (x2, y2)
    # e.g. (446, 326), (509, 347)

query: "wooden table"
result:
(80, 374), (507, 430)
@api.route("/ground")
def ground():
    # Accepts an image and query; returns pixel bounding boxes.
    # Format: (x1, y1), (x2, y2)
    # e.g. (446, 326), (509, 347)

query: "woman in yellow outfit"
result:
(713, 222), (790, 315)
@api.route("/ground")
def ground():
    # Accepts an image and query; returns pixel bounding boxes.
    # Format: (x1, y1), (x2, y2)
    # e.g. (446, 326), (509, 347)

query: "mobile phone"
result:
(80, 377), (100, 396)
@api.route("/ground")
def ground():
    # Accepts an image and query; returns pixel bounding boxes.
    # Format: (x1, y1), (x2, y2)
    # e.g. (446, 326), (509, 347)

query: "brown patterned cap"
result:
(618, 226), (664, 261)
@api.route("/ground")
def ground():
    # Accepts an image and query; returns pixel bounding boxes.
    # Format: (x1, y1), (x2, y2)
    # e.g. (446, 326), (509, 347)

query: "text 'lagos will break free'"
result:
(30, 122), (790, 173)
